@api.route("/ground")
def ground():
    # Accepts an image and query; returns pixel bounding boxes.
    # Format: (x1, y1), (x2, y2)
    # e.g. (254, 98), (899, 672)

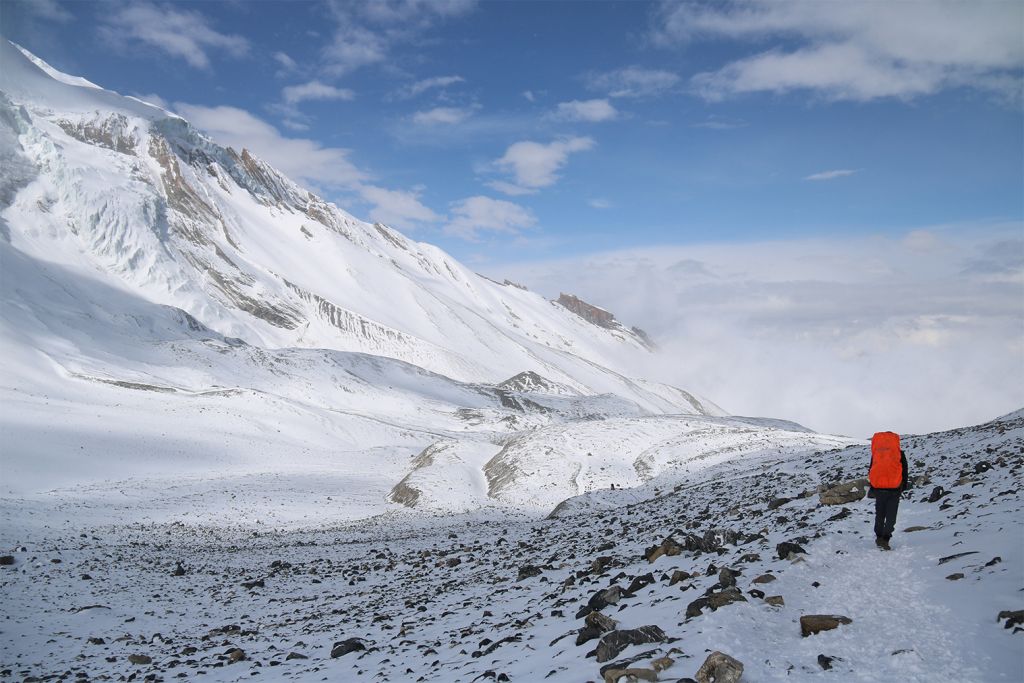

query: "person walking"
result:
(868, 431), (910, 550)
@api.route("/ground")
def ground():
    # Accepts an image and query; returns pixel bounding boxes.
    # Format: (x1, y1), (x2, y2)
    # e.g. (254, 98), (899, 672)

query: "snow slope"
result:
(0, 411), (1020, 682)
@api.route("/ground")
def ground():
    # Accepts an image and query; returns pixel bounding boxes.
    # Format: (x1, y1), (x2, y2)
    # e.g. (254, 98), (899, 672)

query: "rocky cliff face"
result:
(556, 293), (655, 349)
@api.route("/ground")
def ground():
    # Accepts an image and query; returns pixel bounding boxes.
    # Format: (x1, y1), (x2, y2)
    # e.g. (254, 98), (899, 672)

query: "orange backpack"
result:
(869, 431), (902, 489)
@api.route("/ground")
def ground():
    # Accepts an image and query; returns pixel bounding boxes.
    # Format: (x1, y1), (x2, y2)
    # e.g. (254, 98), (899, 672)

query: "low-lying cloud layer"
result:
(495, 224), (1024, 437)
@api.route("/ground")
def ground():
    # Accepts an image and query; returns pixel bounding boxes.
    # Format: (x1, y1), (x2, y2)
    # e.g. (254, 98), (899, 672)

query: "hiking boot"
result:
(879, 537), (892, 551)
(875, 536), (886, 548)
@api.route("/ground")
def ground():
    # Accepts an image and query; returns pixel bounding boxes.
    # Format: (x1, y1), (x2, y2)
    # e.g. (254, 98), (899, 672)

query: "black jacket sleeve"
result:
(900, 451), (910, 491)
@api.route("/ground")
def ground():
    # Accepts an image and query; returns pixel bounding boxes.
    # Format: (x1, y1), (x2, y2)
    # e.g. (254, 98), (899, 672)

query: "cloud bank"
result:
(494, 224), (1024, 437)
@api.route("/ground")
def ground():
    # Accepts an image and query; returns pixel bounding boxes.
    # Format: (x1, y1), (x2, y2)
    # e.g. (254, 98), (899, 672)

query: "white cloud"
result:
(282, 80), (355, 105)
(16, 0), (73, 22)
(412, 106), (475, 125)
(492, 137), (595, 194)
(100, 2), (249, 70)
(273, 51), (298, 72)
(323, 0), (476, 75)
(653, 0), (1024, 101)
(553, 99), (619, 122)
(402, 75), (465, 98)
(804, 169), (857, 181)
(173, 103), (366, 189)
(589, 198), (612, 209)
(493, 224), (1024, 436)
(445, 196), (536, 241)
(522, 90), (536, 102)
(359, 184), (440, 229)
(586, 66), (680, 98)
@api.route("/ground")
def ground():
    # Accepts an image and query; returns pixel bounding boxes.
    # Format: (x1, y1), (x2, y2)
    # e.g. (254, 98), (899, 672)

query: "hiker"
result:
(868, 431), (910, 550)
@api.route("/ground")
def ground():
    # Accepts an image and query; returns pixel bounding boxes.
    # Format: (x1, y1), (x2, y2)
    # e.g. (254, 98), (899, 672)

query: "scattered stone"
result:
(765, 595), (785, 607)
(904, 526), (931, 533)
(517, 565), (542, 581)
(800, 615), (852, 637)
(938, 551), (979, 565)
(172, 562), (186, 577)
(644, 537), (683, 563)
(669, 570), (691, 586)
(227, 648), (245, 663)
(751, 573), (776, 584)
(768, 497), (793, 510)
(926, 486), (949, 503)
(625, 572), (655, 595)
(777, 541), (806, 560)
(718, 567), (738, 588)
(241, 578), (265, 590)
(593, 626), (666, 663)
(128, 654), (152, 665)
(819, 478), (868, 505)
(602, 667), (657, 683)
(695, 651), (744, 683)
(985, 556), (1002, 567)
(817, 654), (834, 670)
(585, 610), (617, 633)
(330, 638), (367, 658)
(0, 555), (14, 566)
(997, 610), (1024, 630)
(827, 508), (851, 521)
(946, 573), (965, 581)
(285, 652), (308, 660)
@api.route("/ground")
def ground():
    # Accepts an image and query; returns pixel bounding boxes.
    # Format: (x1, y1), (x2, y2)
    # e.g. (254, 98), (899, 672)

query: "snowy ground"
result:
(1, 411), (1021, 682)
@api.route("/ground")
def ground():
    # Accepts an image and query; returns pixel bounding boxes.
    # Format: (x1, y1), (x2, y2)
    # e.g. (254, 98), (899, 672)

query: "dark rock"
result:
(800, 615), (852, 637)
(172, 562), (186, 577)
(752, 573), (776, 584)
(128, 654), (152, 665)
(827, 508), (851, 521)
(985, 556), (1002, 567)
(0, 555), (14, 566)
(596, 649), (662, 676)
(330, 638), (367, 658)
(718, 567), (739, 588)
(285, 652), (307, 660)
(624, 572), (655, 596)
(241, 578), (264, 590)
(777, 541), (807, 560)
(644, 537), (683, 562)
(587, 585), (622, 612)
(768, 497), (793, 510)
(517, 565), (542, 581)
(946, 573), (964, 581)
(817, 654), (834, 670)
(593, 626), (666, 663)
(695, 651), (744, 683)
(574, 625), (602, 647)
(974, 461), (992, 474)
(998, 610), (1024, 630)
(927, 486), (949, 503)
(765, 595), (785, 607)
(226, 648), (245, 663)
(585, 611), (617, 633)
(938, 551), (979, 565)
(669, 570), (691, 585)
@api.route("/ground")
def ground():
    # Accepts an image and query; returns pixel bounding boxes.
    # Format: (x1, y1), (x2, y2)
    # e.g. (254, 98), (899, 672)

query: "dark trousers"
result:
(874, 489), (901, 539)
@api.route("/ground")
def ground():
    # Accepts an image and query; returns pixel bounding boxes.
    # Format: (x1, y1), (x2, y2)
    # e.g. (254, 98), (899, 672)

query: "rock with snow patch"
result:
(592, 626), (667, 663)
(776, 541), (807, 560)
(695, 651), (744, 683)
(800, 614), (852, 637)
(330, 638), (367, 658)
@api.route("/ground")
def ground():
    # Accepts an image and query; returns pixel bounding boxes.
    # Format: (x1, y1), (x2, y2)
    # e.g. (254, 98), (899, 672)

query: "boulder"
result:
(593, 626), (667, 663)
(603, 668), (657, 683)
(765, 595), (785, 607)
(128, 654), (152, 665)
(695, 651), (744, 683)
(800, 614), (852, 637)
(776, 541), (807, 560)
(819, 478), (868, 505)
(330, 638), (367, 658)
(517, 564), (542, 581)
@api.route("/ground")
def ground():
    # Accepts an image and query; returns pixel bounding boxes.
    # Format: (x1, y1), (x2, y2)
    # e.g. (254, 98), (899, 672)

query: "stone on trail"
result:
(128, 654), (152, 665)
(695, 651), (744, 683)
(800, 614), (853, 637)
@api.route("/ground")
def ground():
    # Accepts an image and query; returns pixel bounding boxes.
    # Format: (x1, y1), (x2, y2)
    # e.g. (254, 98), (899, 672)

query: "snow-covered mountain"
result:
(0, 41), (854, 526)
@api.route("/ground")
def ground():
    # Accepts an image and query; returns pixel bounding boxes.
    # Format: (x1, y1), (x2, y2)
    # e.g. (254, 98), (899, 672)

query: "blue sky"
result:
(4, 0), (1022, 265)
